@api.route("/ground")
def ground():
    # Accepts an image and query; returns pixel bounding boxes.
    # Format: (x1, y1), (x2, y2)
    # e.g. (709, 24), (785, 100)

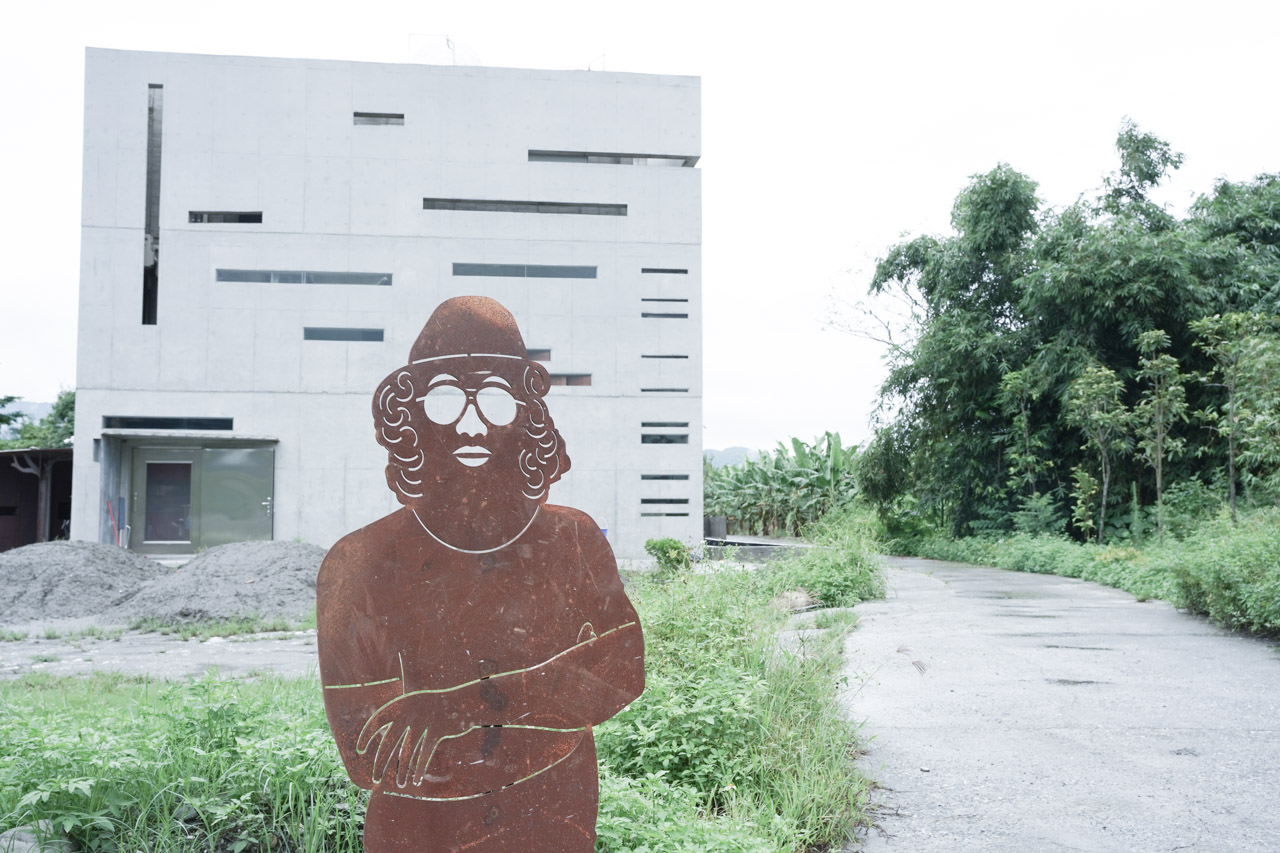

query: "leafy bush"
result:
(643, 537), (692, 576)
(769, 506), (885, 607)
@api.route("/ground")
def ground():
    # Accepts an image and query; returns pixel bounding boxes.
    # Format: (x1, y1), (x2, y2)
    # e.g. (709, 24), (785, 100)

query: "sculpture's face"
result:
(417, 357), (528, 478)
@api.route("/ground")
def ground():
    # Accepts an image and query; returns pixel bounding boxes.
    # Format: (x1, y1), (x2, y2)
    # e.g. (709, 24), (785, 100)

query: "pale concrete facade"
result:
(72, 48), (702, 560)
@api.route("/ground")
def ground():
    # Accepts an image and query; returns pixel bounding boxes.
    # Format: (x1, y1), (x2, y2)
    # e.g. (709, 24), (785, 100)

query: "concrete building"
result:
(71, 48), (702, 560)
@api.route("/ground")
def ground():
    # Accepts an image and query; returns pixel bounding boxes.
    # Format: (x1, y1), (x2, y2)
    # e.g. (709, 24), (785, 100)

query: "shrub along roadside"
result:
(0, 545), (880, 851)
(889, 507), (1280, 636)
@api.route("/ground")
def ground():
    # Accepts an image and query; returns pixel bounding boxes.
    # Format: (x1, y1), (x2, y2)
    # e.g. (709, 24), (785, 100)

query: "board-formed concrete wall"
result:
(72, 48), (702, 560)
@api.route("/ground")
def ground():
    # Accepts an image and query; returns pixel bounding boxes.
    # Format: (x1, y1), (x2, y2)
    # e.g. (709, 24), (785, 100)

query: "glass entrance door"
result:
(127, 445), (275, 554)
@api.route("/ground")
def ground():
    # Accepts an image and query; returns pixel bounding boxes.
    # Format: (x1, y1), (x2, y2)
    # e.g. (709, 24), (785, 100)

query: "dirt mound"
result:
(0, 541), (169, 623)
(106, 540), (324, 624)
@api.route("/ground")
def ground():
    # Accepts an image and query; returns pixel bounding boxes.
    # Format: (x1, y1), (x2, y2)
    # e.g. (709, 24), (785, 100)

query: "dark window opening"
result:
(0, 506), (17, 517)
(217, 269), (391, 286)
(354, 111), (405, 125)
(641, 512), (691, 517)
(453, 263), (597, 279)
(529, 150), (698, 167)
(641, 434), (689, 444)
(527, 349), (551, 362)
(641, 268), (688, 274)
(304, 327), (384, 342)
(189, 211), (263, 224)
(548, 374), (592, 387)
(103, 416), (234, 431)
(142, 84), (163, 325)
(641, 474), (689, 480)
(424, 198), (626, 216)
(642, 422), (689, 427)
(641, 298), (689, 303)
(642, 313), (689, 319)
(641, 354), (689, 359)
(642, 498), (690, 504)
(641, 388), (689, 393)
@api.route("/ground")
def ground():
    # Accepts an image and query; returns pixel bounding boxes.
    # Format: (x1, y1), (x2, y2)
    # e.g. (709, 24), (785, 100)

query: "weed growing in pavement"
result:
(41, 627), (61, 640)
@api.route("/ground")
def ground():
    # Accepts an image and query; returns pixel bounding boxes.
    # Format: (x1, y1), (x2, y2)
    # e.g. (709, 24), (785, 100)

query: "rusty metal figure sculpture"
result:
(317, 296), (645, 851)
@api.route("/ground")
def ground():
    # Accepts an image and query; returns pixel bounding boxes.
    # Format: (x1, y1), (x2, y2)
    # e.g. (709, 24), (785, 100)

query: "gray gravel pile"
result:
(104, 540), (324, 624)
(0, 541), (169, 623)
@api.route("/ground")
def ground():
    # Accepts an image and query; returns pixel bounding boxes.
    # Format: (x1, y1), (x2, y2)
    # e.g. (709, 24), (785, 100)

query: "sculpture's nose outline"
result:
(456, 400), (487, 437)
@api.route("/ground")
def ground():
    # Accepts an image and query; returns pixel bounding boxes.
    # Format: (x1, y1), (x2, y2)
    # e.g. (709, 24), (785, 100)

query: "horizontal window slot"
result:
(641, 474), (690, 480)
(217, 269), (391, 286)
(304, 327), (384, 342)
(642, 498), (690, 504)
(104, 416), (233, 430)
(529, 149), (698, 167)
(189, 211), (262, 224)
(642, 313), (689, 319)
(424, 198), (626, 216)
(642, 434), (689, 444)
(642, 422), (689, 428)
(641, 388), (689, 393)
(453, 263), (597, 279)
(354, 111), (404, 125)
(641, 354), (689, 359)
(0, 506), (16, 517)
(527, 348), (551, 362)
(549, 374), (592, 387)
(641, 298), (689, 303)
(641, 268), (688, 274)
(641, 512), (691, 517)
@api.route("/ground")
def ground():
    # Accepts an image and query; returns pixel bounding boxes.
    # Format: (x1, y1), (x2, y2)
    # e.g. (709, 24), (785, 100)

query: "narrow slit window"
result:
(354, 112), (405, 125)
(642, 312), (689, 319)
(641, 474), (689, 480)
(529, 150), (698, 167)
(642, 422), (689, 427)
(641, 512), (691, 517)
(641, 434), (689, 444)
(641, 268), (688, 274)
(103, 416), (233, 430)
(526, 349), (551, 362)
(304, 327), (384, 342)
(641, 388), (689, 393)
(548, 374), (592, 386)
(641, 298), (689, 303)
(142, 84), (163, 325)
(189, 211), (263, 224)
(217, 269), (392, 286)
(453, 263), (597, 279)
(641, 498), (690, 504)
(641, 354), (689, 359)
(424, 198), (626, 216)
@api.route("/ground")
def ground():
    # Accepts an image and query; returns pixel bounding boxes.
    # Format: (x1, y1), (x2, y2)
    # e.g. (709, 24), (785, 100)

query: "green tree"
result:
(0, 390), (75, 450)
(1065, 364), (1129, 544)
(1133, 330), (1188, 541)
(0, 395), (20, 432)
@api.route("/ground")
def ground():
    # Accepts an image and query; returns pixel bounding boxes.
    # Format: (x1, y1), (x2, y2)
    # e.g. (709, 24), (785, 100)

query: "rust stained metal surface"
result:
(317, 296), (645, 851)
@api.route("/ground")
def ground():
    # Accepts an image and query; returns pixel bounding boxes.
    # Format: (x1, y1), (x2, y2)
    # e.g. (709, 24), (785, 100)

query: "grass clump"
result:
(643, 537), (693, 577)
(769, 506), (886, 607)
(129, 613), (307, 641)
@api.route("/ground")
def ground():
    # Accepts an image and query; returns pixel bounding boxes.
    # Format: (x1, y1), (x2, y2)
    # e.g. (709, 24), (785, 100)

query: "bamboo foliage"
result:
(704, 432), (859, 536)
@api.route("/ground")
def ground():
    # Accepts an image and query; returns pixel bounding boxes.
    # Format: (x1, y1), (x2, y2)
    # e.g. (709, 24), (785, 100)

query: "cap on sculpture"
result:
(409, 296), (528, 362)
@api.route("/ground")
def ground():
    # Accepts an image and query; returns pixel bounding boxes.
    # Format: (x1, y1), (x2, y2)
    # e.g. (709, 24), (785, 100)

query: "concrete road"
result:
(842, 557), (1280, 853)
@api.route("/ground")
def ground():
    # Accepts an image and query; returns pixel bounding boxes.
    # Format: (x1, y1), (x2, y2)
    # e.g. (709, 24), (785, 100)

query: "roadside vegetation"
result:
(0, 512), (883, 852)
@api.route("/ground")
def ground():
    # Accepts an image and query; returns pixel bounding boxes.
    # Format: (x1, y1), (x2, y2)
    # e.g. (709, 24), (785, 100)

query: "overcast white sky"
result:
(3, 0), (1278, 452)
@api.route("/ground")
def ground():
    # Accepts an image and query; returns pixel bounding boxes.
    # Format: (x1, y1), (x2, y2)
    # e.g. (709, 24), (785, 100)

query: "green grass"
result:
(0, 629), (28, 642)
(128, 613), (309, 641)
(30, 653), (61, 663)
(0, 529), (883, 852)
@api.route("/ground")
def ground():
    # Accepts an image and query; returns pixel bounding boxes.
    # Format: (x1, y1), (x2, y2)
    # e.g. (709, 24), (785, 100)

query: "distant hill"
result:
(704, 446), (758, 468)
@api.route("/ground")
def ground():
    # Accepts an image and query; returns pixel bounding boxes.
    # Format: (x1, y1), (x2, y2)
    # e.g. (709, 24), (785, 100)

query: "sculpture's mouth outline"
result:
(454, 445), (491, 467)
